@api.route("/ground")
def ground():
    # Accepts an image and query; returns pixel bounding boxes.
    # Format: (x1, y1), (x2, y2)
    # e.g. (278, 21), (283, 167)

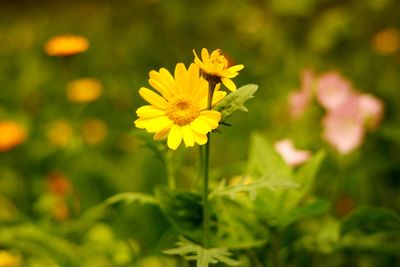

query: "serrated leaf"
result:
(163, 237), (240, 267)
(215, 84), (258, 120)
(105, 192), (159, 206)
(209, 175), (298, 201)
(341, 206), (400, 235)
(247, 133), (292, 180)
(280, 150), (326, 211)
(279, 199), (330, 228)
(156, 187), (203, 239)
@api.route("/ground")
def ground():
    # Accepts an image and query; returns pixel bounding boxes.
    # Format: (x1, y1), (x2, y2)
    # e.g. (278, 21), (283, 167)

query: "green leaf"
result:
(341, 206), (400, 235)
(281, 150), (326, 210)
(247, 133), (292, 180)
(163, 237), (240, 267)
(156, 187), (203, 239)
(279, 199), (330, 228)
(209, 175), (298, 201)
(105, 192), (159, 206)
(214, 84), (258, 120)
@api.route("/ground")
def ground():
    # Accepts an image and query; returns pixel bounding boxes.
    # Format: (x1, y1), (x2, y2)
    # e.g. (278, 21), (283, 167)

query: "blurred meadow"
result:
(1, 0), (400, 266)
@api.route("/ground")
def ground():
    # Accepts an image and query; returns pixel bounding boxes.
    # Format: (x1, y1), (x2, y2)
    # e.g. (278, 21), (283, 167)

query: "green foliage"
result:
(246, 134), (327, 229)
(280, 199), (330, 228)
(215, 84), (258, 121)
(163, 237), (240, 267)
(341, 206), (400, 235)
(209, 175), (298, 201)
(156, 187), (203, 240)
(105, 192), (159, 206)
(247, 133), (292, 180)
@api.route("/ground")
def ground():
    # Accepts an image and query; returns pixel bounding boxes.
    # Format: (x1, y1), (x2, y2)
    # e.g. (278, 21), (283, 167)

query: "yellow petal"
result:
(134, 116), (172, 133)
(228, 64), (244, 73)
(199, 90), (226, 109)
(199, 115), (219, 130)
(212, 91), (226, 106)
(174, 63), (188, 94)
(158, 68), (178, 95)
(167, 125), (182, 150)
(136, 105), (165, 118)
(221, 77), (236, 92)
(210, 49), (221, 58)
(193, 131), (207, 145)
(148, 78), (172, 100)
(154, 126), (171, 140)
(221, 70), (239, 78)
(201, 48), (210, 62)
(187, 63), (200, 91)
(193, 50), (206, 69)
(139, 87), (168, 109)
(190, 118), (211, 134)
(182, 125), (195, 147)
(200, 110), (221, 122)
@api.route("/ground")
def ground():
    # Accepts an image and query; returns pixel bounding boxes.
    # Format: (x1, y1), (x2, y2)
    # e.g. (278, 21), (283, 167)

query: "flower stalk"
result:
(202, 79), (218, 248)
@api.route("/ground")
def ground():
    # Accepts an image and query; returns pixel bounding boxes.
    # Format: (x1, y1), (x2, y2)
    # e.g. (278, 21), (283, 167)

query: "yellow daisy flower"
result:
(0, 121), (27, 152)
(134, 63), (226, 150)
(44, 34), (89, 57)
(193, 48), (244, 91)
(66, 78), (102, 103)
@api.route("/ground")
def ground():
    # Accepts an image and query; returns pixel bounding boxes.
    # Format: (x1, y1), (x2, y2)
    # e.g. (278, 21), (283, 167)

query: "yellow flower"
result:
(0, 121), (27, 152)
(44, 34), (89, 57)
(193, 48), (244, 91)
(0, 250), (21, 267)
(134, 63), (225, 150)
(46, 120), (73, 147)
(82, 118), (108, 145)
(66, 78), (102, 103)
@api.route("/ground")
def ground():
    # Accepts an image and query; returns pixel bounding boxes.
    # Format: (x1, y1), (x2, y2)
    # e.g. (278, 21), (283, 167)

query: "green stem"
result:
(202, 80), (217, 248)
(166, 150), (176, 189)
(203, 136), (210, 247)
(271, 231), (281, 267)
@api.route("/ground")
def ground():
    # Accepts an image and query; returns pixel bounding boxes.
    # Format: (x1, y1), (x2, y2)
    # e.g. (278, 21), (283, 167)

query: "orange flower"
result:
(0, 121), (27, 152)
(44, 34), (89, 57)
(66, 78), (102, 103)
(372, 28), (400, 55)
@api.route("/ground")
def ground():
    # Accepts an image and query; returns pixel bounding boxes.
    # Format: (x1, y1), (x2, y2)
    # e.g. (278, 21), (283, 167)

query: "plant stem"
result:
(202, 80), (217, 248)
(203, 136), (210, 247)
(271, 231), (281, 267)
(166, 150), (176, 189)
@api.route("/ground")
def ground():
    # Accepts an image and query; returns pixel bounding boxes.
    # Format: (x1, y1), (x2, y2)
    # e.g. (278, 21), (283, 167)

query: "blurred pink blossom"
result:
(357, 93), (384, 129)
(289, 69), (315, 118)
(316, 72), (352, 111)
(274, 139), (312, 167)
(321, 94), (365, 154)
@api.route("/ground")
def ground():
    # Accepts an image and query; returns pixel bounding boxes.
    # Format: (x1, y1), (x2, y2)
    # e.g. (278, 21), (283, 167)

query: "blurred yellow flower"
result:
(193, 48), (244, 91)
(0, 250), (21, 267)
(82, 118), (108, 145)
(46, 120), (73, 147)
(135, 63), (225, 150)
(66, 78), (102, 103)
(44, 34), (89, 57)
(372, 28), (400, 55)
(0, 121), (27, 152)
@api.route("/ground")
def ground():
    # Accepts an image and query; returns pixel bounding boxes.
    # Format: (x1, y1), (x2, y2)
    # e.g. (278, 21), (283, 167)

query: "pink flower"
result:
(316, 72), (352, 111)
(357, 93), (384, 129)
(321, 93), (365, 154)
(274, 139), (312, 167)
(289, 69), (315, 118)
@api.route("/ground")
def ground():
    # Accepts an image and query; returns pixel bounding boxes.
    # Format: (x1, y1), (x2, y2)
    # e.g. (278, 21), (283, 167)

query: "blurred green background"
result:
(1, 0), (399, 266)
